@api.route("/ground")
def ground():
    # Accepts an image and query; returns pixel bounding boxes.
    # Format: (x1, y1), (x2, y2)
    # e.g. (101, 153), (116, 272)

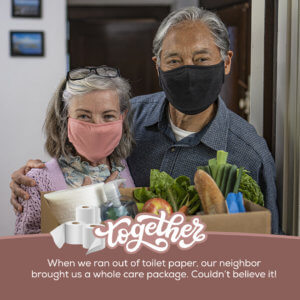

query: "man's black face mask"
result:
(158, 61), (225, 115)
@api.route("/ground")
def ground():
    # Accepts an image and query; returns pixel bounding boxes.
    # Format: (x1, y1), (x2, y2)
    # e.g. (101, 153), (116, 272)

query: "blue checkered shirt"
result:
(127, 92), (279, 234)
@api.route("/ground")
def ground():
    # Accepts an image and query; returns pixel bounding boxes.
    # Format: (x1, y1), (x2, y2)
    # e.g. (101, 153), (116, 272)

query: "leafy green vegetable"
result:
(133, 169), (201, 215)
(150, 169), (174, 197)
(166, 188), (178, 211)
(189, 193), (201, 208)
(239, 171), (264, 206)
(187, 185), (198, 198)
(171, 182), (186, 204)
(174, 176), (191, 190)
(198, 151), (264, 206)
(188, 201), (201, 215)
(133, 187), (156, 203)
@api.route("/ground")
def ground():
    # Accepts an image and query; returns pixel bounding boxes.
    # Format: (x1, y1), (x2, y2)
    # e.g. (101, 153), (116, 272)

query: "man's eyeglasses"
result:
(66, 66), (120, 81)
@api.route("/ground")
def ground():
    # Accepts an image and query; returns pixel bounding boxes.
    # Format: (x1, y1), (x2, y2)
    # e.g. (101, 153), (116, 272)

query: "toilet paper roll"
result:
(87, 236), (106, 255)
(75, 205), (101, 224)
(94, 207), (101, 223)
(50, 221), (106, 254)
(65, 221), (83, 245)
(76, 206), (95, 224)
(82, 224), (99, 249)
(50, 223), (66, 249)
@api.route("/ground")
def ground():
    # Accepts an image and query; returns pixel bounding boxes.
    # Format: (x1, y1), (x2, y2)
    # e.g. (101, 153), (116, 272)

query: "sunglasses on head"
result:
(66, 66), (120, 81)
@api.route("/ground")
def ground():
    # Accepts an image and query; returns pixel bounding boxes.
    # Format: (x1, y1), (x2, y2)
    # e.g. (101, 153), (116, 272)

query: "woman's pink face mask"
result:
(68, 116), (123, 164)
(67, 89), (124, 164)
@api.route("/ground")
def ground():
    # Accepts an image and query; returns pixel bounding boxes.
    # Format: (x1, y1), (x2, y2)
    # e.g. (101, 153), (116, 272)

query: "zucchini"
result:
(220, 164), (232, 196)
(215, 164), (225, 188)
(224, 165), (238, 197)
(233, 167), (244, 193)
(208, 158), (218, 179)
(216, 150), (228, 165)
(204, 165), (212, 176)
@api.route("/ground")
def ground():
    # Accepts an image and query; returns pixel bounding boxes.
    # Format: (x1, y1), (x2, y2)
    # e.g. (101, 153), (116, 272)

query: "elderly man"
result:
(10, 7), (280, 233)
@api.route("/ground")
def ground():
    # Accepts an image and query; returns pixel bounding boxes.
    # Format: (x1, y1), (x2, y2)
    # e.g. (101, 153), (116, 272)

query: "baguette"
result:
(194, 169), (227, 214)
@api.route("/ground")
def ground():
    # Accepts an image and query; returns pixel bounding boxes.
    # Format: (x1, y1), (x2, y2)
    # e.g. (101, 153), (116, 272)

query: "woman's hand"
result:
(105, 171), (119, 183)
(105, 171), (125, 188)
(81, 171), (120, 187)
(10, 159), (45, 213)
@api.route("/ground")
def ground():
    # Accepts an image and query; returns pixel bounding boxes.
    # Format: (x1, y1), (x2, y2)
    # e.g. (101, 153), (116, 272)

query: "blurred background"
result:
(1, 0), (299, 236)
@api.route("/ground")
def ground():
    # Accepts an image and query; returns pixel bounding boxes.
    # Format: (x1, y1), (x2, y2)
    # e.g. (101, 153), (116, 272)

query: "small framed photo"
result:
(12, 0), (42, 18)
(10, 31), (44, 57)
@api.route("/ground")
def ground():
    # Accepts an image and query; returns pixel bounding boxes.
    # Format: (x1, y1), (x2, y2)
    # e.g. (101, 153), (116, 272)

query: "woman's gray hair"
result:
(153, 6), (230, 65)
(44, 73), (134, 166)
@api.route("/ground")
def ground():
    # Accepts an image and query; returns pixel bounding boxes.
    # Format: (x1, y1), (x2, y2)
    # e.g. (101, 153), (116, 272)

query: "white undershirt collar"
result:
(168, 113), (196, 141)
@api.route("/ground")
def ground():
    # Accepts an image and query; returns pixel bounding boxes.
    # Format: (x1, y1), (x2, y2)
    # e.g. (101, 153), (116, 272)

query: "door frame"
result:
(276, 0), (300, 235)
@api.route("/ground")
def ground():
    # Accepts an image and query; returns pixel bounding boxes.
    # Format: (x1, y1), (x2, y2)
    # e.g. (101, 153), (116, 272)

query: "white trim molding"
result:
(249, 0), (265, 136)
(276, 0), (300, 235)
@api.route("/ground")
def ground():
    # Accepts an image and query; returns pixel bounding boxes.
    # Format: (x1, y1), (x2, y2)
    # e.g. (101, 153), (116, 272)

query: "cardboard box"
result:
(41, 188), (271, 234)
(118, 188), (271, 234)
(41, 192), (60, 233)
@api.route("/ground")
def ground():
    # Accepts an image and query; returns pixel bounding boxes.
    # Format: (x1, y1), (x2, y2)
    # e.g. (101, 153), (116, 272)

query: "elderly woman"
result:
(15, 66), (135, 234)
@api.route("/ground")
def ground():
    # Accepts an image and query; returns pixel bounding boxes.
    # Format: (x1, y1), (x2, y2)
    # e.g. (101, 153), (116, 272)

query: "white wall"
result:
(0, 0), (67, 236)
(68, 0), (174, 4)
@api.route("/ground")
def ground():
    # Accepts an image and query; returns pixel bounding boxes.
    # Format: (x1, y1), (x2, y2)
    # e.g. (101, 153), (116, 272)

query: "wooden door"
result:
(200, 1), (251, 119)
(202, 0), (277, 155)
(68, 6), (170, 97)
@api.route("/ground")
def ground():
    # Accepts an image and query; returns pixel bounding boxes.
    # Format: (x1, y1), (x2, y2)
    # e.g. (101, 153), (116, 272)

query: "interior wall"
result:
(0, 0), (67, 236)
(68, 0), (173, 4)
(67, 0), (198, 10)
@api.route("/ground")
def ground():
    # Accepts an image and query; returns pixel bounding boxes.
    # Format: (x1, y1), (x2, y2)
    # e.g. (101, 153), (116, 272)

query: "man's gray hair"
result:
(153, 6), (230, 64)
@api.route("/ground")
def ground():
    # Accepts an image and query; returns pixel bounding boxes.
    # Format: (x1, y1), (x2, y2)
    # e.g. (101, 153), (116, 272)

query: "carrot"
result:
(178, 205), (189, 215)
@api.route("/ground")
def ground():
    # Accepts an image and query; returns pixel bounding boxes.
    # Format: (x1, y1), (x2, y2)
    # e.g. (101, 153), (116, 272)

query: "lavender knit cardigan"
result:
(15, 158), (135, 235)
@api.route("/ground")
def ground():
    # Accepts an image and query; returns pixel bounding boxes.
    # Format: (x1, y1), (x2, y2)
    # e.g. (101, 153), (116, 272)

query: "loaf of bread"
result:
(194, 169), (227, 214)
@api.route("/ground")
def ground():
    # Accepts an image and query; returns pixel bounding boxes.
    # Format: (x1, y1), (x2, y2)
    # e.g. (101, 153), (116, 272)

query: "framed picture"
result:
(10, 31), (44, 57)
(12, 0), (42, 18)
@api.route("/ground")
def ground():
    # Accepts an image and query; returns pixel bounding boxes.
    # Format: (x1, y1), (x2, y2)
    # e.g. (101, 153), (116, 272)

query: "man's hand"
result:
(10, 159), (45, 213)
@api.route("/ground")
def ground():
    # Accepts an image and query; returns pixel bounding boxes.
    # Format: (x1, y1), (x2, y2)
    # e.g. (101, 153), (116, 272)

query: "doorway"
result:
(68, 6), (170, 97)
(67, 3), (251, 120)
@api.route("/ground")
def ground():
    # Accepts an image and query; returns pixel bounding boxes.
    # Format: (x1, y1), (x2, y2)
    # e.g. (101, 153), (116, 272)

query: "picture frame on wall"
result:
(12, 0), (42, 18)
(10, 31), (44, 57)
